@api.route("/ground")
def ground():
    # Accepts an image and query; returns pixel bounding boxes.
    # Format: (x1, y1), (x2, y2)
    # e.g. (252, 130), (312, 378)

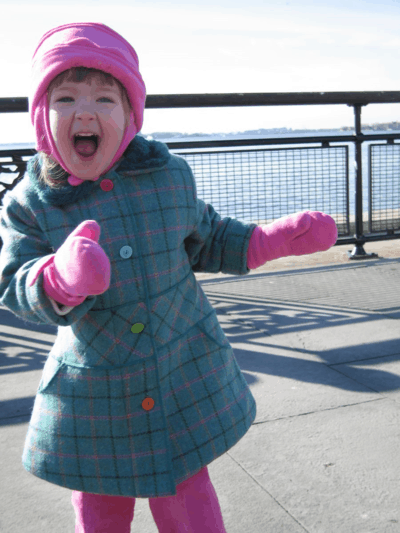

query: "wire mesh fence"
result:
(176, 145), (350, 236)
(369, 144), (400, 234)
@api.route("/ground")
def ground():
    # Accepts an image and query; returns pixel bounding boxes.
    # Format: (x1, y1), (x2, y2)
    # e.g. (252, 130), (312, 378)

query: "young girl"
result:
(0, 22), (337, 533)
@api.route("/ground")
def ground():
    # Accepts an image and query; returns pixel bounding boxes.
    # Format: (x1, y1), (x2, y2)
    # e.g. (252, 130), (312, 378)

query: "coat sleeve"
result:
(181, 158), (258, 275)
(0, 194), (97, 326)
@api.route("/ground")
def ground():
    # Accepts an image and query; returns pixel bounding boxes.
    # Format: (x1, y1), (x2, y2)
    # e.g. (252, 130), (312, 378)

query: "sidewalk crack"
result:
(227, 452), (310, 532)
(252, 397), (386, 424)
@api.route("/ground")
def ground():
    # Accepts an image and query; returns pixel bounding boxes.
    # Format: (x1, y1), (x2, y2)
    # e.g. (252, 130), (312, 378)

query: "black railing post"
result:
(347, 104), (378, 259)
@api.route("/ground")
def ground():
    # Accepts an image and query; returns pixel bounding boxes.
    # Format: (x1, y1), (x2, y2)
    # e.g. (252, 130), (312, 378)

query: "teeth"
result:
(76, 133), (96, 136)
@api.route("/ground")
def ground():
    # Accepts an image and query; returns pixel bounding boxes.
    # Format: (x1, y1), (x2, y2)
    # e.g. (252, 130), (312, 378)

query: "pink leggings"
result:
(71, 466), (227, 533)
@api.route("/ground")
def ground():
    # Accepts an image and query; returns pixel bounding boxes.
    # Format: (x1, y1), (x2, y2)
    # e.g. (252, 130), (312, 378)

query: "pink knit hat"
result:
(30, 22), (146, 186)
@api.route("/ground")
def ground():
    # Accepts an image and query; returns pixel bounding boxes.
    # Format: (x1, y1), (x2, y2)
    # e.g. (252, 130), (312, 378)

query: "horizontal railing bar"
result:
(3, 91), (400, 113)
(337, 234), (400, 245)
(145, 92), (400, 108)
(169, 137), (347, 150)
(0, 147), (36, 157)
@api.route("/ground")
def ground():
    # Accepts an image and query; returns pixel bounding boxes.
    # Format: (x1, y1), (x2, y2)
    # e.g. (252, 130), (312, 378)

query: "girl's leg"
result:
(71, 490), (135, 533)
(148, 466), (227, 533)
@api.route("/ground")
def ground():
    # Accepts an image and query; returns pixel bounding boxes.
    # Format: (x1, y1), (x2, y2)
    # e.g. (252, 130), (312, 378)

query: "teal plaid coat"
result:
(0, 135), (257, 498)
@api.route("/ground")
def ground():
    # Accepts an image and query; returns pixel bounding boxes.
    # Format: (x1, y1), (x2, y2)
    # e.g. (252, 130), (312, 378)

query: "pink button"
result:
(100, 179), (114, 191)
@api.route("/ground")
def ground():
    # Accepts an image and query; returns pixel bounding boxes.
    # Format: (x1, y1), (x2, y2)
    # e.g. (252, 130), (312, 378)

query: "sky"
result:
(2, 0), (400, 144)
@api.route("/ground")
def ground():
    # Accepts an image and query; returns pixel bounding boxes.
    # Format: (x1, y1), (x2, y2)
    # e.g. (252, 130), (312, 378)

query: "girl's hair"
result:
(36, 67), (131, 189)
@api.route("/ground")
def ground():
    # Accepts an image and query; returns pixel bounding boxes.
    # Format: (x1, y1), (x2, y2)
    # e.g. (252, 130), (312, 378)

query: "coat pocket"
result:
(197, 311), (230, 349)
(37, 356), (64, 394)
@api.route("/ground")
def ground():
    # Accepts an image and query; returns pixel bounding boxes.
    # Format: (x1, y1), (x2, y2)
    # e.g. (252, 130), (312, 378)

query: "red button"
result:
(100, 179), (114, 191)
(142, 397), (155, 411)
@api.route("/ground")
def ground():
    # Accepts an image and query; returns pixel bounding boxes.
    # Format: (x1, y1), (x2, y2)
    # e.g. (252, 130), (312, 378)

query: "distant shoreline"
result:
(144, 122), (400, 140)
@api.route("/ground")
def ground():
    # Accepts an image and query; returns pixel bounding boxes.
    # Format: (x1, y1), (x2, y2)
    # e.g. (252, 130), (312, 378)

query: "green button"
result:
(131, 323), (145, 333)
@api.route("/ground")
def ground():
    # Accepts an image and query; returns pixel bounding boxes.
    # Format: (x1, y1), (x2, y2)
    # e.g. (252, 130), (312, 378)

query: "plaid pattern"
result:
(0, 143), (257, 497)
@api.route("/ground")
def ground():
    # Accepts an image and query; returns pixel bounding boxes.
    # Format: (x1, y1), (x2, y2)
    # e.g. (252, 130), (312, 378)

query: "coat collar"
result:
(27, 135), (171, 207)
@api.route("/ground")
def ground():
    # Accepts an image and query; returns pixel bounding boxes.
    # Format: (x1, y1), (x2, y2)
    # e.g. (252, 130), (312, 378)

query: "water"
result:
(1, 130), (399, 224)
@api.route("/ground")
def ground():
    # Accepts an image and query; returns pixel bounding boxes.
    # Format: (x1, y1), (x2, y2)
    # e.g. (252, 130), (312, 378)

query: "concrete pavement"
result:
(1, 244), (400, 532)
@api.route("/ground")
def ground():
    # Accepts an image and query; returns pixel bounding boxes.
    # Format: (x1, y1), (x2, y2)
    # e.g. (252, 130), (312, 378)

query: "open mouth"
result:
(72, 134), (100, 159)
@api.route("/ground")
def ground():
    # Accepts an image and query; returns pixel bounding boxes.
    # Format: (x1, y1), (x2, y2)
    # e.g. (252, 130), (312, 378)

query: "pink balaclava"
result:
(30, 22), (146, 186)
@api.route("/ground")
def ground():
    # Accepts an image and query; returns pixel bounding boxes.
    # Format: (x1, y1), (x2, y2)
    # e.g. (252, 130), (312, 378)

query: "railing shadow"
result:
(0, 307), (56, 374)
(201, 262), (400, 398)
(0, 307), (56, 426)
(231, 335), (400, 392)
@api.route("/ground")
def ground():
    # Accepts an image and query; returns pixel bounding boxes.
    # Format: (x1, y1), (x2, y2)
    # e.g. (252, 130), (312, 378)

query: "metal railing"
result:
(1, 91), (400, 258)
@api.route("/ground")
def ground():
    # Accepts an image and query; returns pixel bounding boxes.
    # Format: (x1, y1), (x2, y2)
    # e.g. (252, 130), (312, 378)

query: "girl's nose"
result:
(75, 99), (97, 115)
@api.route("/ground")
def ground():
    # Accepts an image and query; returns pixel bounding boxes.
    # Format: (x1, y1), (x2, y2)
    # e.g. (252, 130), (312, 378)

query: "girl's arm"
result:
(182, 159), (256, 276)
(0, 196), (97, 326)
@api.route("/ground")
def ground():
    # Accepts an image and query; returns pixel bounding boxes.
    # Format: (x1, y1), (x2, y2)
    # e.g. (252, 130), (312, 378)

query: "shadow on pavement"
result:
(0, 306), (56, 374)
(206, 293), (400, 394)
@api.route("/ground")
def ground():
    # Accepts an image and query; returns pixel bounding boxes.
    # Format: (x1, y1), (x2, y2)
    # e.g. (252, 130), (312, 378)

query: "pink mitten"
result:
(247, 211), (338, 270)
(42, 220), (111, 306)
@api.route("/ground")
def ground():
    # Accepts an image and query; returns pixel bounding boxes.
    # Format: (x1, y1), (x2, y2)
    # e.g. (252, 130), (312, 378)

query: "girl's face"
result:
(48, 77), (131, 180)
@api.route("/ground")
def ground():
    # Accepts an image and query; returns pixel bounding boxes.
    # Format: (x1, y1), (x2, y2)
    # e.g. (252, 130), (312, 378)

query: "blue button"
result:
(120, 246), (132, 259)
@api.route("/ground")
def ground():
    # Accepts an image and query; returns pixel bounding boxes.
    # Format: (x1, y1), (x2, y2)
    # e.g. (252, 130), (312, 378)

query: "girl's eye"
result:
(57, 97), (114, 103)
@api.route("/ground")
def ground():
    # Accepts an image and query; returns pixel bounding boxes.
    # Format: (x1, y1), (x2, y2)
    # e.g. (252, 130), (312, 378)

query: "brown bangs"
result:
(48, 67), (130, 106)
